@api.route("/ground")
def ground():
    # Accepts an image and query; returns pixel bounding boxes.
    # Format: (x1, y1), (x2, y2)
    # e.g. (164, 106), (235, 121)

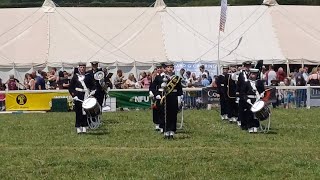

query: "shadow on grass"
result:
(87, 131), (109, 136)
(104, 119), (120, 124)
(87, 127), (109, 135)
(262, 131), (278, 135)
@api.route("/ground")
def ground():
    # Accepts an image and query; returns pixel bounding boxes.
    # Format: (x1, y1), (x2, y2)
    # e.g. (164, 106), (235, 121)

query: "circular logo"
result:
(16, 94), (27, 105)
(208, 90), (218, 98)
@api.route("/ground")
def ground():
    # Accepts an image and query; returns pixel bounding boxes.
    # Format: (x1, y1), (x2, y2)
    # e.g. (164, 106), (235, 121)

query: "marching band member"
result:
(159, 62), (183, 139)
(237, 61), (252, 129)
(216, 65), (229, 120)
(69, 62), (96, 134)
(239, 68), (265, 133)
(226, 64), (238, 123)
(149, 63), (164, 131)
(87, 61), (105, 107)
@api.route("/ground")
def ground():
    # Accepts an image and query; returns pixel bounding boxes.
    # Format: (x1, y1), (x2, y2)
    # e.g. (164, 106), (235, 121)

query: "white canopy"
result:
(0, 1), (320, 81)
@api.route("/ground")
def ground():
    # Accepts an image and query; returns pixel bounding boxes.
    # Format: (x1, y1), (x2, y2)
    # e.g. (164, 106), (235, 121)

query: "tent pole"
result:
(286, 59), (290, 77)
(217, 30), (221, 75)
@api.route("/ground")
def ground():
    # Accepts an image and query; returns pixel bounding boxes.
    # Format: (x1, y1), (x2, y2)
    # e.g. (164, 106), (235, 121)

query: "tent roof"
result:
(0, 4), (319, 66)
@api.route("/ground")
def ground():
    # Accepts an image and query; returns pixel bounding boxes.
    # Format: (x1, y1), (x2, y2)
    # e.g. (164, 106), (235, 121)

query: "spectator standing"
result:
(266, 65), (276, 86)
(114, 69), (125, 89)
(276, 67), (286, 82)
(6, 75), (19, 90)
(35, 71), (47, 90)
(124, 73), (138, 89)
(308, 67), (320, 86)
(0, 78), (6, 111)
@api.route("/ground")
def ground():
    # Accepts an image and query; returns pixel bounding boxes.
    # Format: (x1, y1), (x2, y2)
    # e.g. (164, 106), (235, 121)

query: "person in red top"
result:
(6, 75), (19, 90)
(276, 67), (286, 82)
(0, 78), (6, 111)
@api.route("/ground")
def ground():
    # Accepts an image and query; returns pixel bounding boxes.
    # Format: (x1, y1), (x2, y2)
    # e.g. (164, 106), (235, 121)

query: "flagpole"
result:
(218, 0), (227, 75)
(218, 30), (221, 75)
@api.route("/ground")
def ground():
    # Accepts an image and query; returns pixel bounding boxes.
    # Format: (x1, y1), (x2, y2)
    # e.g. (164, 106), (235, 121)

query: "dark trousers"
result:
(152, 99), (160, 125)
(94, 92), (105, 107)
(75, 101), (88, 127)
(238, 100), (248, 129)
(164, 94), (178, 132)
(220, 97), (228, 116)
(227, 98), (238, 118)
(157, 100), (165, 129)
(239, 100), (260, 129)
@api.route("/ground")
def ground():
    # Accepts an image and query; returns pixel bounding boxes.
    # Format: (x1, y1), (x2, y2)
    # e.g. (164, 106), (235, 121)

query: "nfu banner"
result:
(174, 62), (218, 77)
(108, 90), (150, 109)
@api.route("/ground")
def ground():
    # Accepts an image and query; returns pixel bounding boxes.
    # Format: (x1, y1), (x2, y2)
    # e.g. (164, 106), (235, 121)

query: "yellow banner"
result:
(6, 91), (72, 111)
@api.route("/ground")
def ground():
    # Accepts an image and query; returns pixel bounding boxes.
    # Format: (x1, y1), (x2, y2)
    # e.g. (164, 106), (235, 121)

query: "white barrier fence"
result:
(1, 86), (320, 111)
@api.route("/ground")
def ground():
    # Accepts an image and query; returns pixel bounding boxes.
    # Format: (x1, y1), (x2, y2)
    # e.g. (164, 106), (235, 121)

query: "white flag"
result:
(219, 0), (228, 32)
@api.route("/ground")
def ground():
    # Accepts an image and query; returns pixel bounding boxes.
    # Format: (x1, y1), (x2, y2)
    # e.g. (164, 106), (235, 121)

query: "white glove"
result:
(149, 91), (154, 98)
(89, 90), (96, 96)
(235, 97), (239, 104)
(73, 96), (79, 101)
(178, 96), (182, 106)
(156, 95), (161, 100)
(246, 99), (252, 105)
(180, 95), (184, 102)
(260, 92), (265, 98)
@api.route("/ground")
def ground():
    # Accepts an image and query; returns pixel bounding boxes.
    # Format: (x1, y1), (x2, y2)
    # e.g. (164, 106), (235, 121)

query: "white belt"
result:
(220, 84), (225, 87)
(75, 88), (85, 92)
(247, 95), (256, 98)
(159, 89), (177, 92)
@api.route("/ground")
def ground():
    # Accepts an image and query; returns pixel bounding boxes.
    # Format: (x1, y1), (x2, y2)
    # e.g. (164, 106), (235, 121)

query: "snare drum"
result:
(82, 97), (101, 117)
(250, 100), (270, 121)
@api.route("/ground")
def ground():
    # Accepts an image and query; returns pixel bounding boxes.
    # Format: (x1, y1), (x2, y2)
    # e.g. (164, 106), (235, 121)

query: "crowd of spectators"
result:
(1, 64), (319, 111)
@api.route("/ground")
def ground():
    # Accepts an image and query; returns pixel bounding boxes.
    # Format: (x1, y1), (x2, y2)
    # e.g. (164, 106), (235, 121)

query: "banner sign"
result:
(6, 91), (72, 111)
(174, 62), (218, 76)
(108, 90), (150, 109)
(201, 87), (220, 105)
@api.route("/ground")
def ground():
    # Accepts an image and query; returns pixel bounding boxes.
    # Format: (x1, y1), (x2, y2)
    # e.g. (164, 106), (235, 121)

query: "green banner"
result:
(108, 90), (151, 109)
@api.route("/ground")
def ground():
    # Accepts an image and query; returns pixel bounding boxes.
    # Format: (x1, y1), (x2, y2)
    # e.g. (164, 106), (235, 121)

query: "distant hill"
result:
(0, 0), (319, 8)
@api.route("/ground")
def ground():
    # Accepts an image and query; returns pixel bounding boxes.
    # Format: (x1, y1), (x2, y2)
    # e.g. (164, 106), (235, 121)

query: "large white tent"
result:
(0, 0), (320, 82)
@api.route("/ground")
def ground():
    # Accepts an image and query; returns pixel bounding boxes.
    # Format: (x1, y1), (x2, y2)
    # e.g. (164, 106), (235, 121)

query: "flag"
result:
(219, 0), (228, 32)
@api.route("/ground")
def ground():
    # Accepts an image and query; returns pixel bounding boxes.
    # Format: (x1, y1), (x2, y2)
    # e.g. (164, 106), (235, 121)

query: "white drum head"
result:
(82, 98), (97, 109)
(251, 100), (265, 112)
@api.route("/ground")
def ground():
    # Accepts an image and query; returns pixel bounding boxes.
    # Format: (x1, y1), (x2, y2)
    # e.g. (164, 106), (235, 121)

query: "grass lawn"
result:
(0, 108), (319, 179)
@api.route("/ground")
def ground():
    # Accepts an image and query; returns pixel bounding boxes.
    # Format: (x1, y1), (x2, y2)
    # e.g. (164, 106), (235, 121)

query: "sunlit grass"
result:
(0, 108), (319, 179)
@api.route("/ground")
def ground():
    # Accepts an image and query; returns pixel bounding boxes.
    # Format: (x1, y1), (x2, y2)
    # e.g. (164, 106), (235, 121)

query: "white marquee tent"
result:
(0, 0), (319, 82)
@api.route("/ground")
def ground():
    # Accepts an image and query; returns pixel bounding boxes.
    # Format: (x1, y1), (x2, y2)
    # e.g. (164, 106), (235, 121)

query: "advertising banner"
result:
(109, 90), (150, 109)
(6, 91), (72, 111)
(201, 87), (220, 105)
(174, 62), (218, 76)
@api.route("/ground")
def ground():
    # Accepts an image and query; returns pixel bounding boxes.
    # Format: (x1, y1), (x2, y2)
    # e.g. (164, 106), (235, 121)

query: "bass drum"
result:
(251, 100), (270, 121)
(82, 97), (101, 117)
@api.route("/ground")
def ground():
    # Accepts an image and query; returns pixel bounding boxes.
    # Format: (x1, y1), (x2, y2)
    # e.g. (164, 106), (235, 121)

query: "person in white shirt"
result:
(266, 65), (276, 86)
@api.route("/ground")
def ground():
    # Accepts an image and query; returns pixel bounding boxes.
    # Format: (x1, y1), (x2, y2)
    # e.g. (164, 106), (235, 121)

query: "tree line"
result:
(0, 0), (319, 8)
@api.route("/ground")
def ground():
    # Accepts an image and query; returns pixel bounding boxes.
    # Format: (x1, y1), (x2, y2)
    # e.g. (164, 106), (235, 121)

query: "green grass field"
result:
(0, 108), (319, 179)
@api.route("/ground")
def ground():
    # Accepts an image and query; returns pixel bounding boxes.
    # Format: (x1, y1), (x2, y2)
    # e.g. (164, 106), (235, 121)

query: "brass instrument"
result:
(93, 71), (110, 92)
(160, 75), (181, 104)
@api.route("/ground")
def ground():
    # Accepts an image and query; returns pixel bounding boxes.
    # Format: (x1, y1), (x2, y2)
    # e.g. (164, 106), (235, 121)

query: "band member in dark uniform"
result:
(237, 61), (252, 130)
(216, 65), (229, 120)
(226, 64), (238, 123)
(239, 68), (265, 133)
(69, 62), (96, 134)
(87, 61), (105, 107)
(149, 63), (164, 131)
(158, 62), (183, 139)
